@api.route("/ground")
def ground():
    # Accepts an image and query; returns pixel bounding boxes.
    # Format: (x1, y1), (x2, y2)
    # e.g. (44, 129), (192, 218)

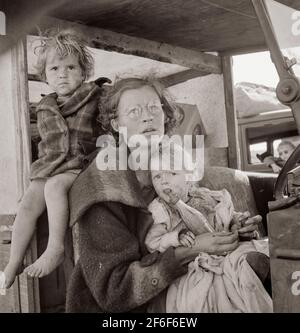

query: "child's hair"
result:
(278, 140), (296, 151)
(34, 29), (94, 82)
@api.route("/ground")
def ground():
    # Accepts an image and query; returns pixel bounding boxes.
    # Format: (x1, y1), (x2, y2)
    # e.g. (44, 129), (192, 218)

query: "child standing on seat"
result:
(2, 30), (106, 289)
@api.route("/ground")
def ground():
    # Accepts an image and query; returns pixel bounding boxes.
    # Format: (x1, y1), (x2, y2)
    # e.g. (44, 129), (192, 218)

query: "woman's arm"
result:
(175, 231), (239, 265)
(77, 201), (240, 312)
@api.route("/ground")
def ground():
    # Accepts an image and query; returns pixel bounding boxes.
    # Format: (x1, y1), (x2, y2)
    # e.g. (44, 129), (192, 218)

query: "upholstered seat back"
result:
(198, 166), (259, 218)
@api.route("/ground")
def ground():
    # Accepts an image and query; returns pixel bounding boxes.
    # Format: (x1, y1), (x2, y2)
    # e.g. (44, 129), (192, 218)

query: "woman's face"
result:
(112, 85), (165, 142)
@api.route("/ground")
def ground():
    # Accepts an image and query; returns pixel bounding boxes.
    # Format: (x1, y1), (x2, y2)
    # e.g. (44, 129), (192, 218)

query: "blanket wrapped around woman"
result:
(66, 158), (188, 312)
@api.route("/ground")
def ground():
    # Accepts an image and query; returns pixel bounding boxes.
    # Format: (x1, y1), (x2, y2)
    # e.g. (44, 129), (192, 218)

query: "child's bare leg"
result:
(4, 179), (46, 288)
(25, 172), (78, 278)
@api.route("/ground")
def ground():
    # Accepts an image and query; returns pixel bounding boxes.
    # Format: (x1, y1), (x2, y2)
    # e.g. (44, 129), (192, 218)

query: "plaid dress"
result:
(30, 81), (105, 179)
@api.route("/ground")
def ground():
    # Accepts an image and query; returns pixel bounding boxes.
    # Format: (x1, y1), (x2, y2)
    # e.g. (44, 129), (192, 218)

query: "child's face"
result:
(278, 144), (293, 161)
(45, 50), (84, 98)
(151, 170), (189, 203)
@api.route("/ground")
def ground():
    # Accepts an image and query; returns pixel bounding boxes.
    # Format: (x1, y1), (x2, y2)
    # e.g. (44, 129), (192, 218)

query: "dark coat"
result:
(66, 158), (188, 313)
(30, 82), (104, 179)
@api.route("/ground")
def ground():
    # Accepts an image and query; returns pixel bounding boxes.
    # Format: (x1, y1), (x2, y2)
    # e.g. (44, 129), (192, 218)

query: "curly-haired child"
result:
(2, 30), (108, 289)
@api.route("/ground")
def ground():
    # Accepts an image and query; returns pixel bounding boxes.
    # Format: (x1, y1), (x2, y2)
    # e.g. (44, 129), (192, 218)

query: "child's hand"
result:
(231, 211), (250, 232)
(163, 188), (180, 205)
(270, 163), (282, 174)
(230, 223), (241, 232)
(238, 214), (262, 240)
(179, 230), (195, 247)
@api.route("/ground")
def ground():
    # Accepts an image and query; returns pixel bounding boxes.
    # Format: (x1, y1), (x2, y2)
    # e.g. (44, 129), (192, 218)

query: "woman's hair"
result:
(34, 29), (94, 82)
(278, 140), (296, 151)
(98, 77), (183, 138)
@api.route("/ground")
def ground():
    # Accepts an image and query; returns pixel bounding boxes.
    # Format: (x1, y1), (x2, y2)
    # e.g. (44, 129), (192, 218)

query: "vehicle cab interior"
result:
(0, 0), (300, 313)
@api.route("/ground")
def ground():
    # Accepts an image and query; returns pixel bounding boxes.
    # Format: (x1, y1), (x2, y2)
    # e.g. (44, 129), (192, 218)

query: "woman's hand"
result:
(192, 231), (239, 255)
(238, 215), (262, 240)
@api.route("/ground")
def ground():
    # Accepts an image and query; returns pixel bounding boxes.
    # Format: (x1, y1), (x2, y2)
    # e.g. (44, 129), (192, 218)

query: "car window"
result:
(238, 110), (300, 171)
(249, 141), (267, 164)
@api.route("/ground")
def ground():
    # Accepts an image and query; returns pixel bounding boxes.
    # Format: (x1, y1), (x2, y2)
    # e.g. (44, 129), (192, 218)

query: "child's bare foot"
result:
(3, 263), (23, 289)
(24, 246), (64, 278)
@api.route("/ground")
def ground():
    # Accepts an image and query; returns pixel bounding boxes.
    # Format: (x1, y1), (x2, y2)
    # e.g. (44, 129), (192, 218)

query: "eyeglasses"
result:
(123, 103), (163, 119)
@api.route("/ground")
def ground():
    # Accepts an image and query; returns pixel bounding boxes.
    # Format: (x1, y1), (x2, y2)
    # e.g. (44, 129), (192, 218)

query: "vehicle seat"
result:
(198, 166), (277, 236)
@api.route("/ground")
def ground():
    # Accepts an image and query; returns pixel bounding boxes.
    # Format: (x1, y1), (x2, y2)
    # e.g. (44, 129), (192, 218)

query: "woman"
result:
(65, 78), (263, 313)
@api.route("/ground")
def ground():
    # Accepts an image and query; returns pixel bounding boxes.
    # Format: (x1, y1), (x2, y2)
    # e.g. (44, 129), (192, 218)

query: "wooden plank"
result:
(0, 0), (69, 55)
(28, 74), (40, 82)
(48, 0), (266, 53)
(11, 39), (32, 199)
(11, 39), (40, 313)
(29, 69), (209, 88)
(0, 244), (19, 312)
(220, 44), (267, 56)
(19, 234), (39, 313)
(0, 216), (21, 313)
(33, 16), (222, 74)
(221, 55), (241, 169)
(160, 69), (210, 87)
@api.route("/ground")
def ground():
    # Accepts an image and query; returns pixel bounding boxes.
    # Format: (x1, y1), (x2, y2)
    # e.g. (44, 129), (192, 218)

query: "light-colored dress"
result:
(145, 185), (272, 313)
(146, 186), (238, 252)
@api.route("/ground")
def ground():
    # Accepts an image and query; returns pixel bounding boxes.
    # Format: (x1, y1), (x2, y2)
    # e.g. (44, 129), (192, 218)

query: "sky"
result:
(233, 0), (300, 88)
(233, 48), (300, 87)
(233, 51), (279, 87)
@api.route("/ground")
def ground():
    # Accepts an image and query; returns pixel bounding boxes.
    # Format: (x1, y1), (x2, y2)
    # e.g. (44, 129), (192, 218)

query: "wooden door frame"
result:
(11, 38), (40, 313)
